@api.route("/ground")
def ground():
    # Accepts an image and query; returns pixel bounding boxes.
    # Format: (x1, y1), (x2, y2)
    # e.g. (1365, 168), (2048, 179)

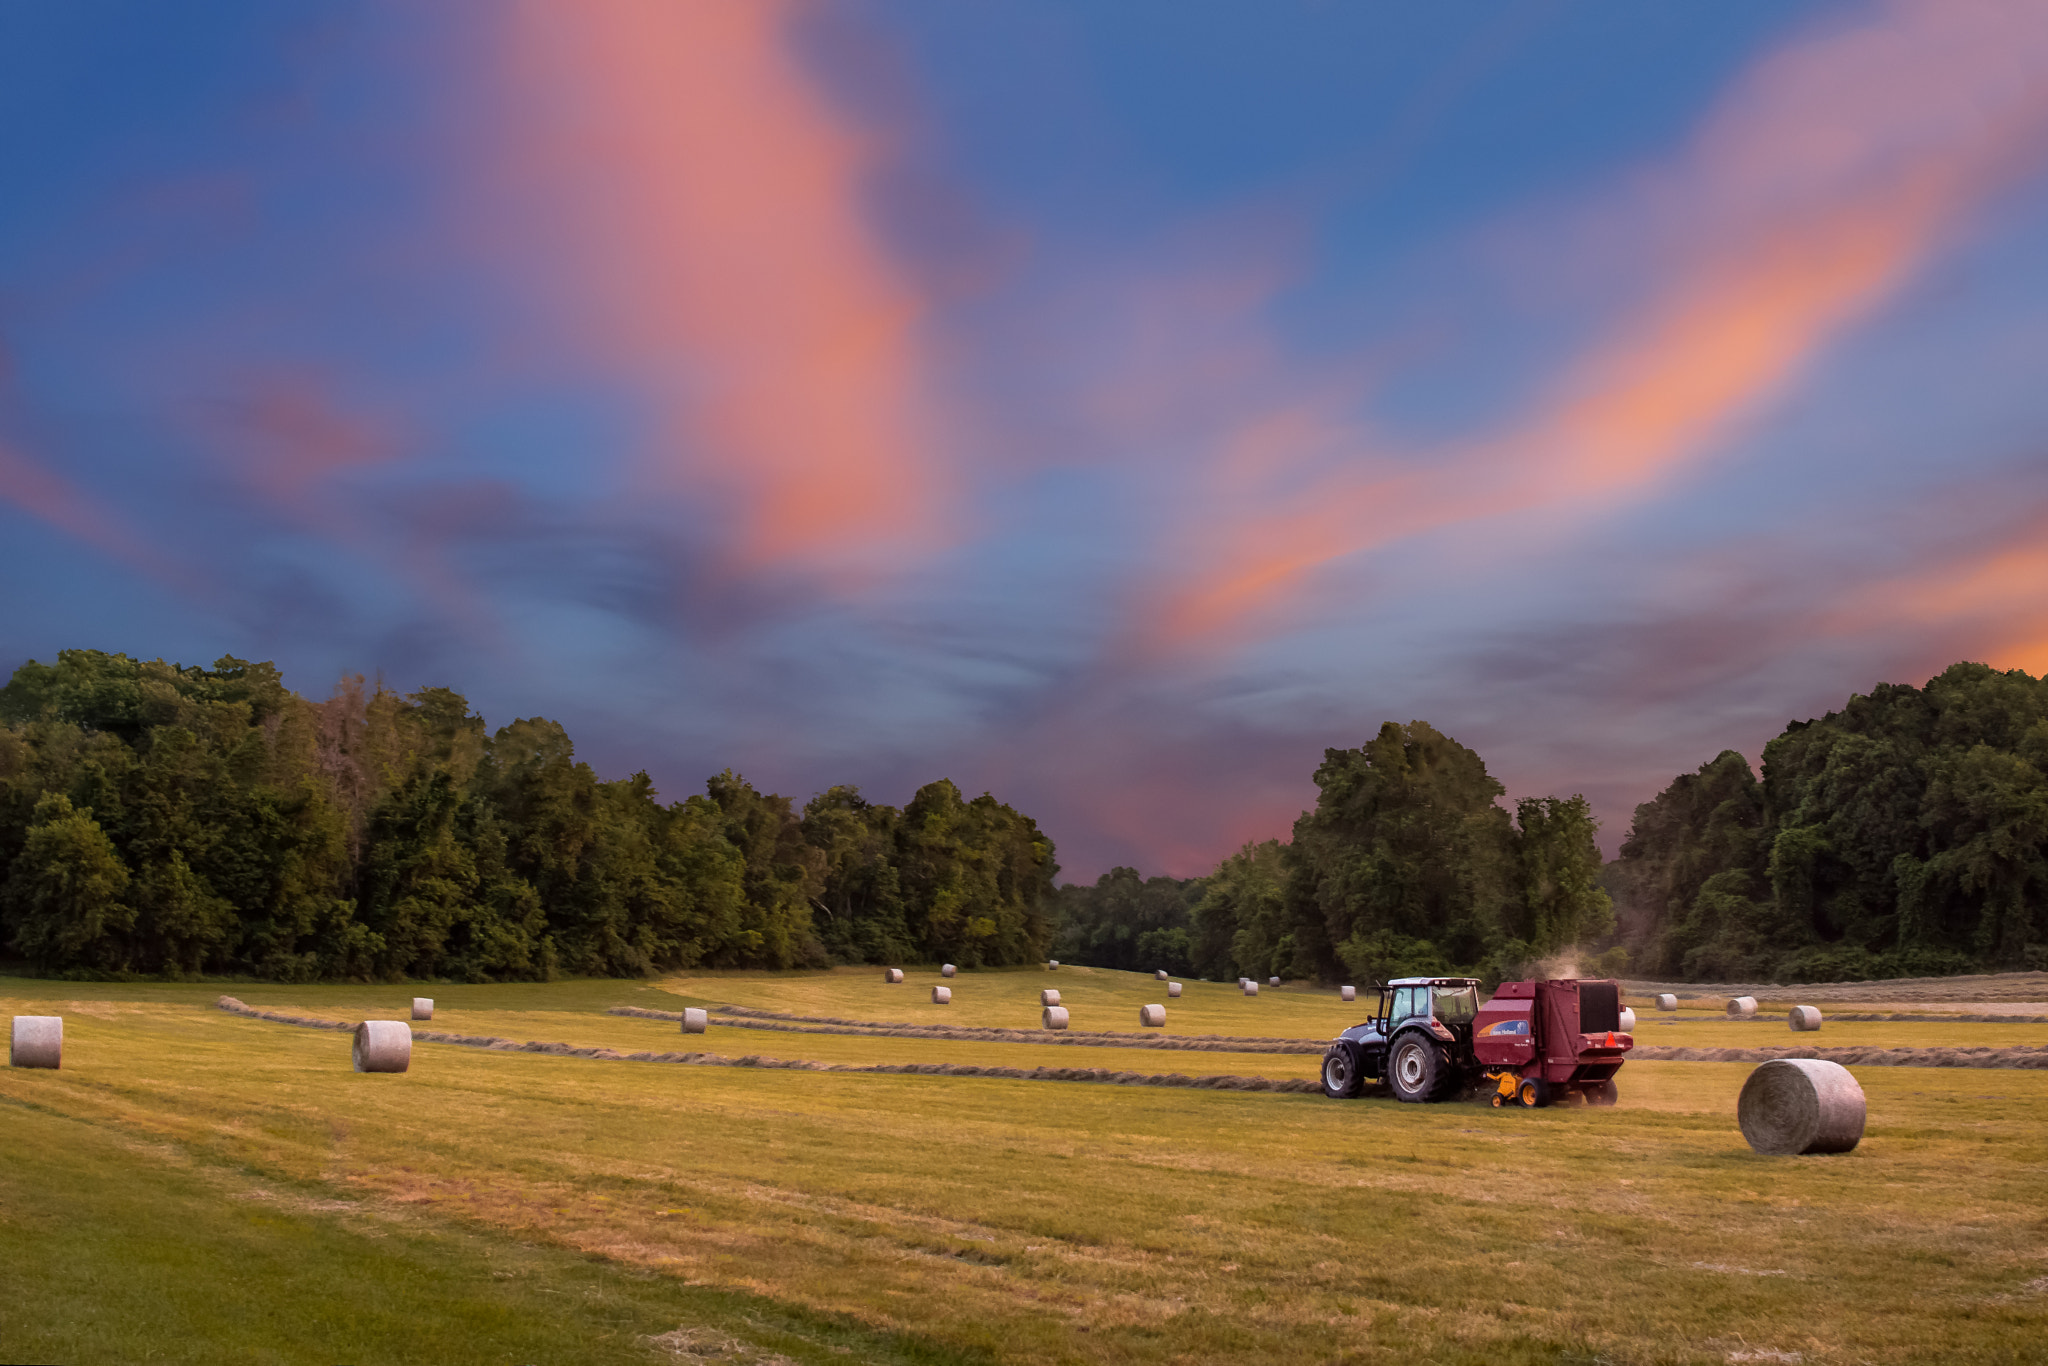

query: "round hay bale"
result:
(1047, 959), (1059, 970)
(941, 963), (956, 977)
(1040, 988), (1061, 1007)
(932, 986), (952, 1005)
(1737, 1058), (1864, 1155)
(1269, 976), (1281, 987)
(1726, 995), (1757, 1019)
(885, 968), (904, 984)
(1167, 982), (1182, 998)
(1789, 1004), (1823, 1032)
(681, 1008), (708, 1034)
(10, 1016), (62, 1069)
(1617, 1006), (1637, 1031)
(1139, 1004), (1165, 1027)
(1042, 1006), (1070, 1031)
(1155, 969), (1168, 980)
(1243, 981), (1259, 996)
(352, 1021), (412, 1074)
(1656, 993), (1678, 1011)
(1341, 985), (1356, 1002)
(411, 997), (433, 1021)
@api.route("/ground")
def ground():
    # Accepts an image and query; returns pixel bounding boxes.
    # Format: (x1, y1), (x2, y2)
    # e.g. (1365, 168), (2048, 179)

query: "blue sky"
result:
(4, 0), (2047, 878)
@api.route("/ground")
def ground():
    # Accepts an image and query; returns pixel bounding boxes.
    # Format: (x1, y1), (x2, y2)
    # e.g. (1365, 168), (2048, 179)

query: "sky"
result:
(4, 0), (2048, 881)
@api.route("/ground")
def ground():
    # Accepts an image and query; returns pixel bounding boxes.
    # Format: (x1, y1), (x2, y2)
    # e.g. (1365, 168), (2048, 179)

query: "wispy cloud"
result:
(487, 0), (949, 574)
(1141, 0), (2048, 653)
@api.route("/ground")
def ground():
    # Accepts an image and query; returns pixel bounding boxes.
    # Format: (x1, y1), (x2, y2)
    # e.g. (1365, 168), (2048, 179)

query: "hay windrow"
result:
(1631, 1042), (2048, 1069)
(1624, 969), (2048, 1004)
(606, 1005), (1326, 1053)
(213, 998), (1317, 1091)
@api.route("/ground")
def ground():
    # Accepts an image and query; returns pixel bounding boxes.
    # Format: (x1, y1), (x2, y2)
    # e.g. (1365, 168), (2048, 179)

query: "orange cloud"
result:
(1147, 0), (2048, 652)
(1841, 522), (2048, 678)
(494, 0), (944, 571)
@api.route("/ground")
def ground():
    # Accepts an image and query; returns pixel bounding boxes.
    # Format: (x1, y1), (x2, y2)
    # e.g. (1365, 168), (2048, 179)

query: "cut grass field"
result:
(5, 968), (2047, 1365)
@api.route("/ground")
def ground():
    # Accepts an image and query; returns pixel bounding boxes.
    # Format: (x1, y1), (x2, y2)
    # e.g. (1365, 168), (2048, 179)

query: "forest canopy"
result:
(10, 650), (2039, 986)
(1055, 722), (1616, 987)
(1608, 661), (2048, 982)
(1059, 665), (2048, 986)
(0, 650), (1056, 980)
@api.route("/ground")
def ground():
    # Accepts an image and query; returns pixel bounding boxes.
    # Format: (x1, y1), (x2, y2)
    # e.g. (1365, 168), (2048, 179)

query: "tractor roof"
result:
(1384, 976), (1482, 987)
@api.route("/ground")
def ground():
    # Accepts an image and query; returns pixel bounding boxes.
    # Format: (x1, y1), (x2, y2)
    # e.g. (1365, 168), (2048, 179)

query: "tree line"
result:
(0, 650), (1056, 980)
(1058, 663), (2048, 986)
(1608, 661), (2048, 982)
(1052, 721), (1617, 986)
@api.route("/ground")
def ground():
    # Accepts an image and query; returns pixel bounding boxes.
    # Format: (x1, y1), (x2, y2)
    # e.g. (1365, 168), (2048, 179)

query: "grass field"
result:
(5, 968), (2046, 1364)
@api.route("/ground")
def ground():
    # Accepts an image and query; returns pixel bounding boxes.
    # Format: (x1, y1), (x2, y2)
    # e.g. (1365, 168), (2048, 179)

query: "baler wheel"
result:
(1517, 1078), (1547, 1108)
(1586, 1079), (1618, 1106)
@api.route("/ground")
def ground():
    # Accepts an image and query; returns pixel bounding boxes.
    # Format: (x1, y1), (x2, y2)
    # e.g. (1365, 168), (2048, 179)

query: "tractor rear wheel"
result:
(1321, 1045), (1362, 1099)
(1388, 1035), (1450, 1103)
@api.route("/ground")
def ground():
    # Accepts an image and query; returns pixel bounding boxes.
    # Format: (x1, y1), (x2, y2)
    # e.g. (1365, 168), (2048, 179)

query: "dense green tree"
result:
(896, 780), (1056, 967)
(1051, 866), (1205, 974)
(1507, 795), (1614, 958)
(0, 649), (1059, 980)
(1285, 721), (1517, 983)
(1187, 839), (1285, 981)
(1612, 662), (2048, 980)
(3, 793), (133, 971)
(802, 786), (913, 964)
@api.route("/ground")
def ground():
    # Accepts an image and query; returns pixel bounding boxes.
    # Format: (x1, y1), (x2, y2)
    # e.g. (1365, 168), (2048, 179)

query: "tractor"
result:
(1319, 976), (1633, 1108)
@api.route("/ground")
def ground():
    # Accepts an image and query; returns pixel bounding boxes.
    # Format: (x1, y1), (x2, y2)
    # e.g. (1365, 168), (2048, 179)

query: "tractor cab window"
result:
(1430, 984), (1478, 1021)
(1392, 987), (1422, 1022)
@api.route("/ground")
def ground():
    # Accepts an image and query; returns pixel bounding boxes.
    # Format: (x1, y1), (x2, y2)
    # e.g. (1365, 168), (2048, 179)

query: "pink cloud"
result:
(487, 0), (949, 573)
(1138, 0), (2048, 653)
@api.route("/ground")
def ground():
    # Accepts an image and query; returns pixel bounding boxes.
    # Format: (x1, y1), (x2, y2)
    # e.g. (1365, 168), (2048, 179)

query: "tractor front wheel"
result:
(1321, 1045), (1362, 1099)
(1388, 1036), (1448, 1103)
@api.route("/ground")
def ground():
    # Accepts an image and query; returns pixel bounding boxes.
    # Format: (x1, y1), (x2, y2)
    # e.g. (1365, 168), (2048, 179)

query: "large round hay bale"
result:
(1789, 1005), (1823, 1032)
(1040, 988), (1061, 1007)
(885, 968), (904, 983)
(1269, 976), (1281, 987)
(1341, 985), (1356, 1002)
(1047, 960), (1059, 970)
(1617, 1007), (1637, 1031)
(352, 1021), (411, 1074)
(941, 963), (957, 978)
(1243, 981), (1259, 996)
(1167, 982), (1182, 998)
(411, 997), (433, 1021)
(1656, 993), (1678, 1011)
(932, 986), (952, 1004)
(1155, 969), (1168, 980)
(681, 1008), (708, 1034)
(1737, 1058), (1864, 1155)
(1726, 995), (1757, 1019)
(1139, 1004), (1165, 1027)
(1042, 1006), (1070, 1031)
(10, 1016), (62, 1069)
